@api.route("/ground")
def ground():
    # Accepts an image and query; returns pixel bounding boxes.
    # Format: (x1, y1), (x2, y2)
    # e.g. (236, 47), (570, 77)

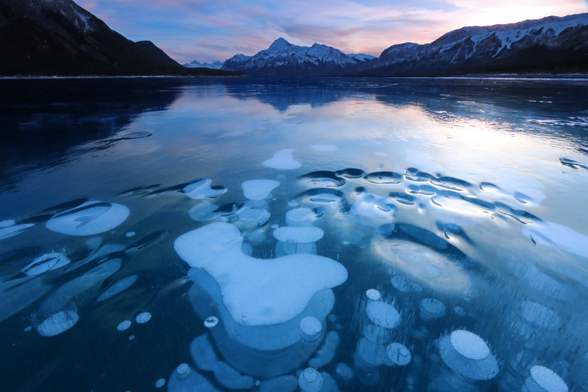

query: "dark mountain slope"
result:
(0, 0), (240, 76)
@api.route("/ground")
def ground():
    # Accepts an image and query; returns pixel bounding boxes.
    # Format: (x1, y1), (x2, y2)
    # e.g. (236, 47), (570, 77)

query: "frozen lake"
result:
(1, 77), (588, 392)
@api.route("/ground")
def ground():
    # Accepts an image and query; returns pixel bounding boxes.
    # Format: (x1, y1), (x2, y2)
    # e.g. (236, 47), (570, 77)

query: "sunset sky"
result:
(77, 0), (588, 63)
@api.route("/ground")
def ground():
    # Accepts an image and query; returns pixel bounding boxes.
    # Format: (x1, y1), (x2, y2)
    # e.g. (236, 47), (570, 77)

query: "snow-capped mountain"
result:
(222, 38), (374, 76)
(183, 60), (224, 69)
(363, 13), (588, 76)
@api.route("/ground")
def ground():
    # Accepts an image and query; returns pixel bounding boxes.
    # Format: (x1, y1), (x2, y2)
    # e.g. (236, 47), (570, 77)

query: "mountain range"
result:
(1, 0), (586, 77)
(183, 60), (224, 69)
(0, 0), (240, 77)
(222, 13), (588, 76)
(221, 38), (376, 76)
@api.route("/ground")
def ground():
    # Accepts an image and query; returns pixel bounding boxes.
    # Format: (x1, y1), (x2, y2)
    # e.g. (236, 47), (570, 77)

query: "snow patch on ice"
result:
(262, 149), (301, 170)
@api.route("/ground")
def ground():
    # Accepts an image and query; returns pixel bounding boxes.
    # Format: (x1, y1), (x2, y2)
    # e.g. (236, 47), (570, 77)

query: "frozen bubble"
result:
(135, 312), (151, 324)
(23, 252), (70, 276)
(213, 361), (255, 389)
(128, 335), (135, 340)
(521, 301), (562, 330)
(309, 331), (340, 368)
(286, 208), (316, 227)
(363, 324), (390, 344)
(117, 320), (131, 331)
(176, 363), (190, 379)
(439, 331), (498, 380)
(366, 301), (400, 329)
(364, 171), (402, 185)
(190, 334), (218, 371)
(375, 240), (469, 292)
(419, 298), (446, 321)
(24, 326), (32, 332)
(125, 232), (135, 237)
(189, 201), (222, 222)
(97, 275), (138, 302)
(327, 314), (337, 322)
(0, 222), (35, 240)
(299, 316), (322, 342)
(242, 179), (280, 201)
(450, 330), (490, 360)
(204, 316), (218, 328)
(183, 179), (227, 200)
(528, 366), (568, 392)
(374, 152), (387, 156)
(237, 208), (270, 225)
(36, 311), (79, 337)
(357, 337), (386, 367)
(309, 193), (341, 203)
(155, 378), (165, 388)
(288, 201), (299, 207)
(274, 227), (324, 243)
(271, 224), (279, 229)
(46, 201), (130, 236)
(390, 275), (423, 293)
(366, 289), (381, 301)
(335, 363), (353, 381)
(311, 145), (338, 151)
(174, 222), (347, 326)
(453, 306), (467, 317)
(385, 343), (411, 366)
(262, 148), (301, 170)
(260, 375), (298, 392)
(298, 368), (323, 392)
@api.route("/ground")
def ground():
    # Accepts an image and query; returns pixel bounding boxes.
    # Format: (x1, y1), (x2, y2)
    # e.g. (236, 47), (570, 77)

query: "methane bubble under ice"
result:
(242, 179), (280, 201)
(174, 222), (348, 326)
(262, 149), (301, 170)
(46, 201), (130, 236)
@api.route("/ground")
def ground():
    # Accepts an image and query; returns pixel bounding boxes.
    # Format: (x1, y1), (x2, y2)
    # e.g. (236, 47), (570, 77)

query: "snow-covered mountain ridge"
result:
(367, 13), (588, 75)
(183, 60), (223, 69)
(222, 38), (375, 76)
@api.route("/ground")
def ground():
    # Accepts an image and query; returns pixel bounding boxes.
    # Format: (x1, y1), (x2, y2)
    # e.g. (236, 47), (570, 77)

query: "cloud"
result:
(83, 0), (587, 63)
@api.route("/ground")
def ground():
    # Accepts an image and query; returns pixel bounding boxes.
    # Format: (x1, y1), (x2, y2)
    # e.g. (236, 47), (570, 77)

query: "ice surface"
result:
(23, 252), (70, 276)
(366, 301), (400, 329)
(0, 222), (35, 240)
(274, 227), (324, 243)
(262, 149), (301, 170)
(523, 221), (588, 258)
(183, 179), (226, 200)
(311, 145), (338, 152)
(97, 275), (138, 302)
(242, 179), (280, 201)
(36, 311), (79, 337)
(174, 222), (347, 326)
(46, 201), (130, 236)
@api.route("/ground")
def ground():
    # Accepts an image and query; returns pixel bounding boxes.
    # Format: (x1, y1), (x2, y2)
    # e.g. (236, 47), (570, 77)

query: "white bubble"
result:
(529, 366), (568, 392)
(183, 179), (227, 200)
(273, 227), (324, 243)
(36, 311), (79, 337)
(128, 335), (135, 340)
(450, 330), (490, 360)
(204, 316), (218, 328)
(46, 201), (130, 236)
(135, 312), (151, 324)
(262, 148), (301, 170)
(154, 378), (165, 388)
(23, 252), (70, 276)
(386, 343), (411, 366)
(242, 179), (280, 201)
(125, 232), (135, 237)
(366, 301), (400, 329)
(117, 320), (131, 331)
(366, 289), (381, 301)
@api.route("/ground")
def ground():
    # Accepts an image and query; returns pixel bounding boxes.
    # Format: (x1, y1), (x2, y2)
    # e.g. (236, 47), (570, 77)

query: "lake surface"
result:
(1, 77), (588, 392)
